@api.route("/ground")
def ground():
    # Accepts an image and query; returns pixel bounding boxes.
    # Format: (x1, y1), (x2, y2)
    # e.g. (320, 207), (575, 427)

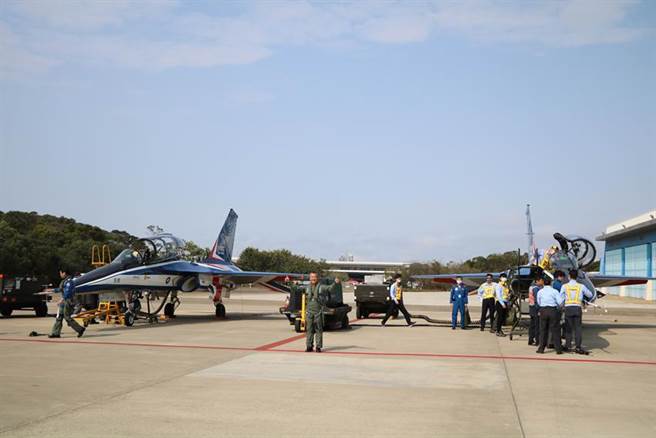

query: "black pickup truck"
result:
(0, 275), (49, 317)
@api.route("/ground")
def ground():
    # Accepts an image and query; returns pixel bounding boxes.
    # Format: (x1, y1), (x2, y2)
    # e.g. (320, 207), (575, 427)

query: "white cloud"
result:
(9, 0), (177, 31)
(0, 0), (648, 75)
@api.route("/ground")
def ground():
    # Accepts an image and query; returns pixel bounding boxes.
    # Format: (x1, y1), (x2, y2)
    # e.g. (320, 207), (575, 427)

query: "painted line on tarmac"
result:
(254, 317), (361, 351)
(3, 337), (656, 367)
(254, 333), (306, 351)
(269, 348), (656, 367)
(0, 337), (254, 352)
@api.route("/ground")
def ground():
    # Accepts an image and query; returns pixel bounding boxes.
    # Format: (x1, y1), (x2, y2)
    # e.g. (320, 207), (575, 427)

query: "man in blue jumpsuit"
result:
(450, 277), (469, 329)
(49, 268), (85, 338)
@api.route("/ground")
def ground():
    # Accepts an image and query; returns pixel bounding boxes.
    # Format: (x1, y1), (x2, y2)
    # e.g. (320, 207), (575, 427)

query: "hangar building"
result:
(597, 210), (656, 300)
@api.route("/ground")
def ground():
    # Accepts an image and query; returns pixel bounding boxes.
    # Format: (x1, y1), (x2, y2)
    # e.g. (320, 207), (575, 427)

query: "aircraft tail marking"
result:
(207, 209), (238, 264)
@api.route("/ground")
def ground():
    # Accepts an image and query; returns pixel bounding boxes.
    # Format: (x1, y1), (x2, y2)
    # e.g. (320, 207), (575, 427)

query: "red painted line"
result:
(3, 337), (655, 367)
(254, 317), (360, 351)
(255, 333), (306, 351)
(0, 337), (253, 352)
(270, 348), (656, 366)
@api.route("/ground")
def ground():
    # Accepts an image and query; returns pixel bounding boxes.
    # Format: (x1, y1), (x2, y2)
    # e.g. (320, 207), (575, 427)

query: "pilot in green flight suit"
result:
(303, 272), (341, 353)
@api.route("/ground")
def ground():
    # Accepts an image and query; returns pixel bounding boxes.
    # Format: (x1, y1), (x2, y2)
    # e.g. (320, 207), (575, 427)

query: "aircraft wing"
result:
(140, 261), (305, 285)
(412, 273), (502, 288)
(586, 274), (655, 288)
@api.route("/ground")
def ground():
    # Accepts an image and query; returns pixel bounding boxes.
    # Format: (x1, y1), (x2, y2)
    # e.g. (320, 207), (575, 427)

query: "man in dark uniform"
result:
(49, 268), (85, 338)
(528, 279), (541, 346)
(381, 274), (415, 327)
(536, 276), (564, 354)
(476, 274), (497, 332)
(302, 272), (341, 353)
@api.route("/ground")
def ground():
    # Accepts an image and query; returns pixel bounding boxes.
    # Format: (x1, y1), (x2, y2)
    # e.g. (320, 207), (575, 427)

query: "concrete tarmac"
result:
(1, 290), (656, 437)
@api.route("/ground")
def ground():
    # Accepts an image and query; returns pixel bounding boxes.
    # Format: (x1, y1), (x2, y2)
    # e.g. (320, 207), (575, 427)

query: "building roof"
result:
(596, 210), (656, 241)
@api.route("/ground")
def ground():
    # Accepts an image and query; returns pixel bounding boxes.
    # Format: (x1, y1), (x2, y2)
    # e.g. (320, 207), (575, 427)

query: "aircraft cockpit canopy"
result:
(549, 250), (579, 272)
(133, 233), (186, 264)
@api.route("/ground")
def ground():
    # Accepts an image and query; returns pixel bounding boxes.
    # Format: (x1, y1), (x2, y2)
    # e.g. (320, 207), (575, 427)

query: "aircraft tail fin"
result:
(207, 209), (238, 263)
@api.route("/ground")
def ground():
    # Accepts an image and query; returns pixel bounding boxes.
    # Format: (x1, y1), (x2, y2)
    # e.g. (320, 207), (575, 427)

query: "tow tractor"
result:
(354, 283), (472, 326)
(280, 280), (352, 332)
(0, 274), (49, 317)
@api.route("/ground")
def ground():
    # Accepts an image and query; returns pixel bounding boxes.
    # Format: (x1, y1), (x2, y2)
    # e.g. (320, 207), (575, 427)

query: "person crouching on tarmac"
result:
(560, 269), (593, 355)
(303, 272), (341, 353)
(493, 273), (510, 337)
(477, 274), (497, 332)
(381, 274), (415, 327)
(450, 277), (469, 330)
(49, 268), (85, 339)
(536, 276), (564, 354)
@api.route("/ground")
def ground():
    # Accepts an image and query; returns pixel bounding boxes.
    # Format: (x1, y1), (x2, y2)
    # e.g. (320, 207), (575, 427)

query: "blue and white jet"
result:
(63, 209), (303, 321)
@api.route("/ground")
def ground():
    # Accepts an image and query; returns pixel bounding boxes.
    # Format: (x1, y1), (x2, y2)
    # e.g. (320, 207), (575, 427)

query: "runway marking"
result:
(254, 333), (306, 351)
(254, 317), (361, 351)
(2, 337), (656, 366)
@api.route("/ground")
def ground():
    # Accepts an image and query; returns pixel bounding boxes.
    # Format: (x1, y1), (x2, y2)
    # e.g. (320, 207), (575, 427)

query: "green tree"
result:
(236, 247), (327, 275)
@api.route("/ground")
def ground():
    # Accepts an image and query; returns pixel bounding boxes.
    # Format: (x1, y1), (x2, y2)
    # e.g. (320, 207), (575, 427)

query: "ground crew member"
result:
(494, 273), (510, 337)
(536, 276), (564, 354)
(450, 276), (468, 330)
(528, 280), (541, 345)
(302, 272), (341, 353)
(560, 269), (593, 355)
(552, 270), (567, 345)
(49, 268), (85, 338)
(381, 274), (415, 327)
(477, 274), (497, 332)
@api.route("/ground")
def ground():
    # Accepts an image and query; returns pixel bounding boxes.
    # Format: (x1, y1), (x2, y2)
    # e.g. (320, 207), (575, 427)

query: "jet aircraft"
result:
(49, 209), (303, 323)
(412, 233), (655, 330)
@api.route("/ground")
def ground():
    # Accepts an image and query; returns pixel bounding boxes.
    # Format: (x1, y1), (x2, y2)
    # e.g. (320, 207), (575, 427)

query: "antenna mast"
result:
(526, 204), (536, 264)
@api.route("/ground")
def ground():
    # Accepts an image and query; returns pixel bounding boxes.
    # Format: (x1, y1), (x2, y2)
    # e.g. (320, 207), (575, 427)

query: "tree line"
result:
(1, 211), (546, 285)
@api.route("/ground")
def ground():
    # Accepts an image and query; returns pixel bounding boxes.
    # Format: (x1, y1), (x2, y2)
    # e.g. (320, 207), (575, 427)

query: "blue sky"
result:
(1, 0), (654, 262)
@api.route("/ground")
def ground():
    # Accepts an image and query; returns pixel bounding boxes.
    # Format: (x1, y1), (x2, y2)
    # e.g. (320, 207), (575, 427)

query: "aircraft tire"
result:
(164, 303), (175, 318)
(124, 311), (135, 327)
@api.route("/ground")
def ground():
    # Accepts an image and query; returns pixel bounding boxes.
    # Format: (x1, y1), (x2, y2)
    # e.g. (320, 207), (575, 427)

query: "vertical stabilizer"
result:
(207, 209), (238, 263)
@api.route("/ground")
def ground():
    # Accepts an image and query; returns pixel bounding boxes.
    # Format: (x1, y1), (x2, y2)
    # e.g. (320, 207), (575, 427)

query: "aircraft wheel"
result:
(215, 303), (226, 318)
(124, 311), (135, 327)
(294, 319), (302, 333)
(0, 306), (13, 318)
(34, 302), (48, 317)
(164, 303), (175, 318)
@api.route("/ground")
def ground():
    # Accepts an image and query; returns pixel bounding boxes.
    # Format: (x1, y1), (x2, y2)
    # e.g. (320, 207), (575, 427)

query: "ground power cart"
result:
(280, 281), (352, 332)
